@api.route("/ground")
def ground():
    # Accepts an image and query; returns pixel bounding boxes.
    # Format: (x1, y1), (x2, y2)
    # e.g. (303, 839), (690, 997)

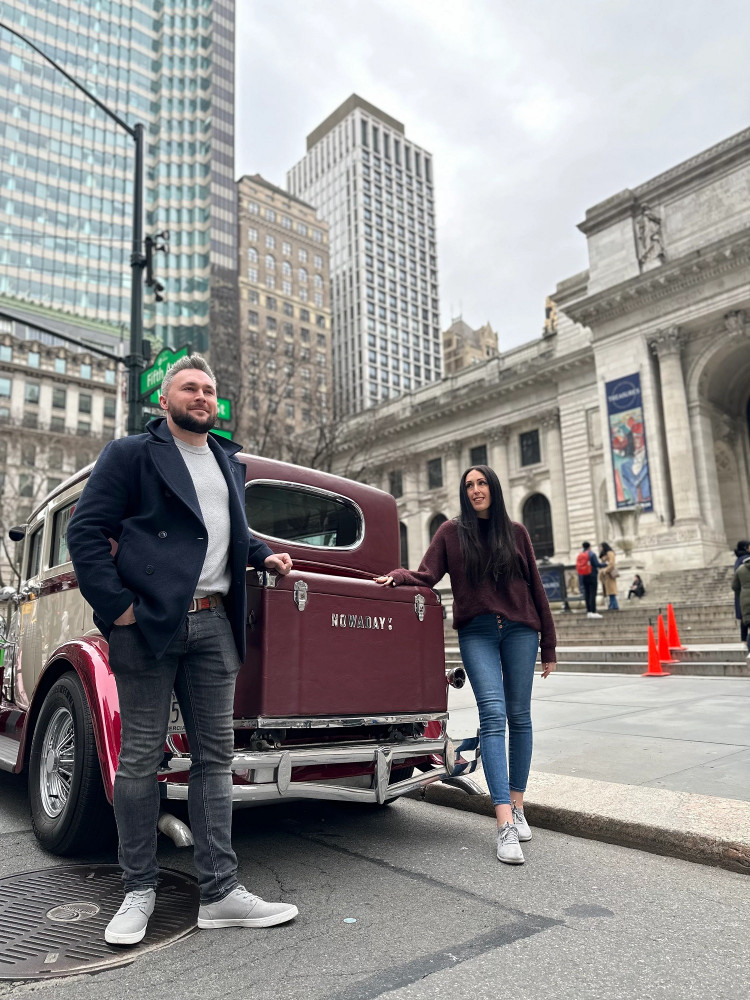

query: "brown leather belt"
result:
(188, 594), (223, 613)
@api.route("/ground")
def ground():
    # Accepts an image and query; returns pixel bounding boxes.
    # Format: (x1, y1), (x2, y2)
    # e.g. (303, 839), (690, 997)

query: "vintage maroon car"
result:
(0, 451), (474, 856)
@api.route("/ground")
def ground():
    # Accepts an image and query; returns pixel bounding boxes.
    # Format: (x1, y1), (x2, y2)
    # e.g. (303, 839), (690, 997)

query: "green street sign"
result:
(139, 345), (190, 398)
(217, 397), (231, 421)
(211, 428), (233, 440)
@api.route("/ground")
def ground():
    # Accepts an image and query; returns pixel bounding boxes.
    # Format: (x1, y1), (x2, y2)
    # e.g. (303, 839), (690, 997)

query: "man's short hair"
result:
(582, 541), (590, 550)
(160, 353), (216, 397)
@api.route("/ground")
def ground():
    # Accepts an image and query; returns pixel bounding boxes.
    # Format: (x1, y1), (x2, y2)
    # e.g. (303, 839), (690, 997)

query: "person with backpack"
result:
(732, 541), (750, 658)
(576, 541), (602, 618)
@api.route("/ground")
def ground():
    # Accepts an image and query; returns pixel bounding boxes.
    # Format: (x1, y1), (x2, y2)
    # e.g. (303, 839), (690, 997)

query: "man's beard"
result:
(169, 405), (217, 433)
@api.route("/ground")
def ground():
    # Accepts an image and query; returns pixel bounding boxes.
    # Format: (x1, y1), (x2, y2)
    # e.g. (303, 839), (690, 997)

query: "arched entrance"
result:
(522, 494), (554, 558)
(689, 323), (750, 548)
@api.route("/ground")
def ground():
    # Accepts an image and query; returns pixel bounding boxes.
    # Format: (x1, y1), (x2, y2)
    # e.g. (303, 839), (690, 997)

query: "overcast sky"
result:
(235, 0), (750, 350)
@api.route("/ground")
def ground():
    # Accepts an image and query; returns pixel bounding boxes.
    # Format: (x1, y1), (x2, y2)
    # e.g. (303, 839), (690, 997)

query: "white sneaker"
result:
(105, 888), (156, 945)
(496, 822), (525, 864)
(198, 886), (298, 929)
(511, 803), (532, 842)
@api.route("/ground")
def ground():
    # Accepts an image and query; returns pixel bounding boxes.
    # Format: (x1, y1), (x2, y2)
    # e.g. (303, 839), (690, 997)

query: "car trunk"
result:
(234, 570), (447, 718)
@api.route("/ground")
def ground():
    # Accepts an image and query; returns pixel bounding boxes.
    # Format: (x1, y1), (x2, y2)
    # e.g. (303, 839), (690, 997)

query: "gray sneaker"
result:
(497, 822), (525, 865)
(511, 804), (532, 842)
(198, 886), (298, 929)
(105, 888), (156, 945)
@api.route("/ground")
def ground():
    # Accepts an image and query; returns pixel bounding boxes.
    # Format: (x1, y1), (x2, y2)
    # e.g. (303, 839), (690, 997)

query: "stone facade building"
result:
(0, 307), (121, 586)
(236, 174), (332, 462)
(333, 128), (750, 576)
(442, 317), (499, 374)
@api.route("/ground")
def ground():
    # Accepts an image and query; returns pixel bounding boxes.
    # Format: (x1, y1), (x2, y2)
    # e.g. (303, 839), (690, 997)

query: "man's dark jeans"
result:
(107, 606), (240, 903)
(580, 574), (598, 613)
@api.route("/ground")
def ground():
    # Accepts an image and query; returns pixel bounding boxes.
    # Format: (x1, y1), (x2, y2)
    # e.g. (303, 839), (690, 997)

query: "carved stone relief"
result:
(634, 203), (666, 270)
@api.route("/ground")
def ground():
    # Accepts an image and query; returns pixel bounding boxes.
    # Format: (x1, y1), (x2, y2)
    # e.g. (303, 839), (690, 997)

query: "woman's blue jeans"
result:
(457, 614), (539, 806)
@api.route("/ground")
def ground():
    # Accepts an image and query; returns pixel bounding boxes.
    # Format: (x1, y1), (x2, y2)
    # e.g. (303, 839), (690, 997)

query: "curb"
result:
(412, 774), (750, 876)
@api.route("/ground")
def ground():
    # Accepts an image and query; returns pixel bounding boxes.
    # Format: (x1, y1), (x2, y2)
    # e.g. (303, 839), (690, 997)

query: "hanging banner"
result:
(605, 372), (652, 511)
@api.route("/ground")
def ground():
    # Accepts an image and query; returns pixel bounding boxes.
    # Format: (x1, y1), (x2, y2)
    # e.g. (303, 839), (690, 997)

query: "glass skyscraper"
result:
(0, 0), (236, 354)
(287, 95), (441, 417)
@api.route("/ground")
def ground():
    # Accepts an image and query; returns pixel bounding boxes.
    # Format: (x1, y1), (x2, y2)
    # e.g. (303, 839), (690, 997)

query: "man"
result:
(68, 355), (298, 946)
(576, 541), (602, 618)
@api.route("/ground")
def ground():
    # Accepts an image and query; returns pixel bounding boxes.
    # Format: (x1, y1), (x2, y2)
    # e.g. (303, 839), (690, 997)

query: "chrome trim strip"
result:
(0, 734), (21, 771)
(232, 713), (448, 730)
(244, 478), (365, 551)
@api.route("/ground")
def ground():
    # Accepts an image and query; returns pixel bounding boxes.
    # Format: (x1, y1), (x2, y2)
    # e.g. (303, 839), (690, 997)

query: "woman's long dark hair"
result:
(457, 465), (522, 586)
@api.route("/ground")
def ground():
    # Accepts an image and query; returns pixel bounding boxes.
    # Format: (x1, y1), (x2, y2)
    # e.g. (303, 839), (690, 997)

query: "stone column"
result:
(687, 399), (725, 537)
(541, 408), (570, 558)
(649, 327), (701, 522)
(488, 427), (510, 492)
(443, 443), (463, 508)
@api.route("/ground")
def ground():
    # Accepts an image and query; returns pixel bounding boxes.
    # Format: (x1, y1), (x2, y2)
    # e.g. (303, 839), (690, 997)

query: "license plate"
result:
(167, 692), (185, 734)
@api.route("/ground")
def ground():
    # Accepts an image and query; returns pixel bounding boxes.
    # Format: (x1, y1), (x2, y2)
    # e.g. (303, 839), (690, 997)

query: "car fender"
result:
(27, 637), (119, 802)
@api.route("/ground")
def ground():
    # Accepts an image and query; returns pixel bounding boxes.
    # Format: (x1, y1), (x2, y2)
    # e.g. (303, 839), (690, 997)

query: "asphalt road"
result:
(0, 770), (748, 1000)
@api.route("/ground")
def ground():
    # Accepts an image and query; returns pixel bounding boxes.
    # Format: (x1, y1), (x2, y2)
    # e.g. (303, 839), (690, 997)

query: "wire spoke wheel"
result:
(39, 707), (75, 819)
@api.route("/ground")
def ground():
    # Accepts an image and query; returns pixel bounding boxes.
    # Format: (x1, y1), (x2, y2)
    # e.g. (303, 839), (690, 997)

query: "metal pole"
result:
(127, 123), (146, 436)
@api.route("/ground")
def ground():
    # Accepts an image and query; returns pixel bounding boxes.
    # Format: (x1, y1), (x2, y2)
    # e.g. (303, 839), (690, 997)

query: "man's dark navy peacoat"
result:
(67, 417), (273, 660)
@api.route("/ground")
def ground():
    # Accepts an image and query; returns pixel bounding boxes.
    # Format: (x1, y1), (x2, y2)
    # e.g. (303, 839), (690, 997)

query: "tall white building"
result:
(287, 95), (441, 416)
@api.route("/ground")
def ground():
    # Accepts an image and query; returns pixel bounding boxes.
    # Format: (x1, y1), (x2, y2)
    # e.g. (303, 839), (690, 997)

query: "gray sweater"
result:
(174, 436), (232, 598)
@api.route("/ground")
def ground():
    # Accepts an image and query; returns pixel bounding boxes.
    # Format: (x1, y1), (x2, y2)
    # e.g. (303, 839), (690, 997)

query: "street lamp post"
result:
(0, 21), (149, 435)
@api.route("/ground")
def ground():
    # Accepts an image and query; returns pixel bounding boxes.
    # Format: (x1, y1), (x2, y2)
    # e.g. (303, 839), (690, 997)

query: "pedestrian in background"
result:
(627, 574), (645, 600)
(576, 541), (602, 618)
(598, 542), (619, 610)
(374, 465), (556, 866)
(732, 540), (750, 657)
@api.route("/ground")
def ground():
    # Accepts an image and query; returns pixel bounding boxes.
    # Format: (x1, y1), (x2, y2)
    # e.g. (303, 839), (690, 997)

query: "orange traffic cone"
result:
(667, 604), (687, 650)
(643, 625), (670, 677)
(657, 614), (678, 663)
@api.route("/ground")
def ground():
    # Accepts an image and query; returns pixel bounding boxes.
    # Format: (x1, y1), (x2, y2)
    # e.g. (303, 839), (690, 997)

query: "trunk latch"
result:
(294, 580), (308, 611)
(414, 594), (425, 621)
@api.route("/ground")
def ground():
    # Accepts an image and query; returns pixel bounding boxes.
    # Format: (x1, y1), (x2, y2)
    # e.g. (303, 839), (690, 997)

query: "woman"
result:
(627, 574), (645, 600)
(375, 466), (556, 866)
(598, 542), (619, 610)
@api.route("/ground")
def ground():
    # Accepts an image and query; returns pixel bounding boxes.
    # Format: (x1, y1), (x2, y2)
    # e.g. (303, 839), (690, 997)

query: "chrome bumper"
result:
(159, 736), (455, 806)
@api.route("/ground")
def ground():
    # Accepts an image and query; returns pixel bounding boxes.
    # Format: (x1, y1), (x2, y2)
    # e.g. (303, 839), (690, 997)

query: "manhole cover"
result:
(0, 865), (198, 980)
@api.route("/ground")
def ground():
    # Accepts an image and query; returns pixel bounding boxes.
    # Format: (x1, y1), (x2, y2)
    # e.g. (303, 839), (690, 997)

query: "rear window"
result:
(26, 525), (44, 579)
(245, 482), (362, 548)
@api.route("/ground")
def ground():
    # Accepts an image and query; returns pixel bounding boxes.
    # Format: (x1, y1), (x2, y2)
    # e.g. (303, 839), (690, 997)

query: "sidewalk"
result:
(423, 672), (750, 874)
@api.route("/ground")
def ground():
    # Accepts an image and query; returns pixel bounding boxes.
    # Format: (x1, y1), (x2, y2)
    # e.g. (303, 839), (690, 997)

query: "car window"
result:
(51, 502), (76, 567)
(26, 525), (44, 579)
(245, 482), (362, 548)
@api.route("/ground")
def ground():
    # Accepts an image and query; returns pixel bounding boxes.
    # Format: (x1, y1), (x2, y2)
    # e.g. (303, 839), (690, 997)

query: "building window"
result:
(298, 248), (308, 263)
(248, 201), (259, 215)
(300, 309), (310, 322)
(28, 351), (40, 368)
(48, 447), (63, 468)
(52, 387), (66, 408)
(0, 377), (10, 398)
(0, 345), (11, 362)
(519, 429), (540, 467)
(282, 261), (292, 277)
(25, 382), (40, 404)
(299, 268), (308, 284)
(389, 470), (403, 498)
(267, 317), (277, 332)
(522, 494), (554, 559)
(429, 513), (447, 540)
(248, 226), (258, 241)
(266, 234), (275, 249)
(266, 208), (276, 223)
(78, 394), (92, 414)
(283, 302), (294, 316)
(427, 457), (443, 489)
(105, 369), (116, 384)
(265, 254), (275, 270)
(248, 267), (258, 282)
(50, 416), (65, 432)
(469, 444), (487, 467)
(54, 356), (66, 374)
(248, 289), (260, 303)
(248, 310), (259, 326)
(80, 363), (92, 380)
(21, 443), (36, 466)
(77, 421), (91, 436)
(282, 241), (291, 256)
(104, 397), (116, 419)
(316, 314), (326, 328)
(266, 296), (277, 310)
(19, 473), (33, 498)
(282, 215), (292, 229)
(248, 247), (258, 263)
(22, 412), (38, 429)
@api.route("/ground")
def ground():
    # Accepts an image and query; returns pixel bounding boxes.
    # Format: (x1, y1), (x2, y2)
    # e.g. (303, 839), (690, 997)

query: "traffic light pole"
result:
(0, 20), (149, 435)
(127, 123), (146, 436)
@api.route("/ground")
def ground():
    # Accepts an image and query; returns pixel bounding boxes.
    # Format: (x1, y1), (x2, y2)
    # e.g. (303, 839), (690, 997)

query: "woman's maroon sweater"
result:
(389, 518), (557, 663)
